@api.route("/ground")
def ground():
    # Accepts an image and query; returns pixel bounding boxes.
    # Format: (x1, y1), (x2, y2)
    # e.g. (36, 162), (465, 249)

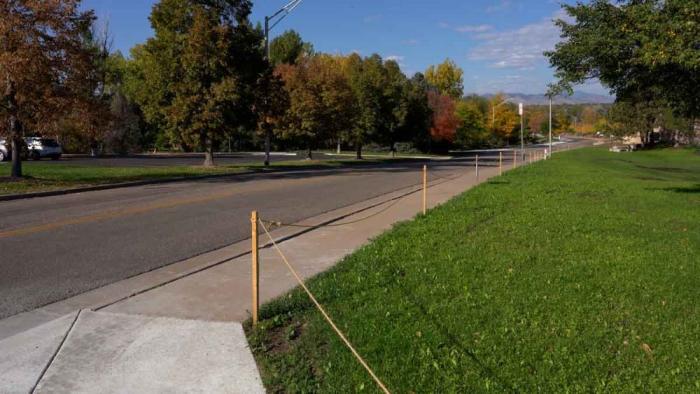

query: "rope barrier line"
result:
(264, 167), (467, 230)
(262, 192), (410, 229)
(258, 219), (392, 394)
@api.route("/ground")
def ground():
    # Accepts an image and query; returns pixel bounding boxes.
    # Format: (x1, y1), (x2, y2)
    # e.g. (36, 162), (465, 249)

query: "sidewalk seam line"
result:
(30, 309), (82, 394)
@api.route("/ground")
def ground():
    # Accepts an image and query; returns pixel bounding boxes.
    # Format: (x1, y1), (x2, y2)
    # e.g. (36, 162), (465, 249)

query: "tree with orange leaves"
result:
(1, 0), (97, 178)
(427, 91), (460, 145)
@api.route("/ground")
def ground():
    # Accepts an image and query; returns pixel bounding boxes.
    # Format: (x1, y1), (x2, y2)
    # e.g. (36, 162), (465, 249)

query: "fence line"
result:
(258, 219), (392, 394)
(250, 149), (549, 390)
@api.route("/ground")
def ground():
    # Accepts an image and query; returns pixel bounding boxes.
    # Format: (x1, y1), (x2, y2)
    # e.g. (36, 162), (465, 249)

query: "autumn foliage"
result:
(428, 91), (460, 143)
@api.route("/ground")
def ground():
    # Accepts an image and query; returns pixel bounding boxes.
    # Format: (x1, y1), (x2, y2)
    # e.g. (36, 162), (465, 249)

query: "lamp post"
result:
(491, 99), (508, 128)
(263, 0), (303, 166)
(519, 102), (524, 160)
(547, 93), (553, 158)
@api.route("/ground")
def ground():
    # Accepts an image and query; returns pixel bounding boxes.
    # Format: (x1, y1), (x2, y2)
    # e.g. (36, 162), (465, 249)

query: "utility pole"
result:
(519, 102), (524, 161)
(263, 0), (303, 166)
(548, 94), (553, 158)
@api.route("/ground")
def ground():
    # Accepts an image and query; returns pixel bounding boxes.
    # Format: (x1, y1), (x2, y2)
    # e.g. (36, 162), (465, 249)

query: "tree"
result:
(401, 73), (433, 152)
(132, 0), (264, 166)
(455, 99), (488, 148)
(269, 29), (313, 66)
(346, 54), (386, 159)
(1, 0), (97, 178)
(276, 54), (355, 159)
(425, 59), (464, 99)
(547, 0), (700, 121)
(488, 94), (518, 143)
(103, 52), (148, 154)
(378, 59), (409, 156)
(427, 92), (460, 147)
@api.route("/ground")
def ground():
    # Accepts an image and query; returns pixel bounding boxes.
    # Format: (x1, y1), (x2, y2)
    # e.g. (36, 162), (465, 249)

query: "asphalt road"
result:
(0, 140), (593, 319)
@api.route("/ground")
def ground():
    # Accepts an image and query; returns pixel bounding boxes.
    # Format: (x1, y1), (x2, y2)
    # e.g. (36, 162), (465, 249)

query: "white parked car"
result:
(25, 137), (62, 160)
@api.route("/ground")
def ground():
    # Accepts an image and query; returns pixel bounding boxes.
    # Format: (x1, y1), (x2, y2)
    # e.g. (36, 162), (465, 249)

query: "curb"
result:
(0, 172), (250, 202)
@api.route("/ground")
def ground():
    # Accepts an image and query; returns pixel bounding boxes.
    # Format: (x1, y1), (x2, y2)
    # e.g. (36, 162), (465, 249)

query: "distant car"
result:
(0, 138), (29, 162)
(0, 138), (9, 162)
(25, 137), (62, 160)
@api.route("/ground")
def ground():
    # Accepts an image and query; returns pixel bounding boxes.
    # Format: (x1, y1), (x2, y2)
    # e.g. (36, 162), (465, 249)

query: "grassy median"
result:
(0, 158), (404, 196)
(246, 147), (700, 392)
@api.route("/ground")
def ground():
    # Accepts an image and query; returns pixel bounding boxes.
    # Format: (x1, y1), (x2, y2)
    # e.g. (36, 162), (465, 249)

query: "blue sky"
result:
(82, 0), (608, 95)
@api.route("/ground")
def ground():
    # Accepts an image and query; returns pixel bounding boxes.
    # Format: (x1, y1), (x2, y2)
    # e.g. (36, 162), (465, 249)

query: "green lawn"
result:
(0, 158), (403, 196)
(246, 147), (700, 392)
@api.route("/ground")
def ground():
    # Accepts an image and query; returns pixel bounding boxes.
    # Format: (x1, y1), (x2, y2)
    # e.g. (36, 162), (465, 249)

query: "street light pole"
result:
(548, 95), (553, 158)
(491, 99), (507, 128)
(519, 103), (524, 160)
(262, 0), (303, 166)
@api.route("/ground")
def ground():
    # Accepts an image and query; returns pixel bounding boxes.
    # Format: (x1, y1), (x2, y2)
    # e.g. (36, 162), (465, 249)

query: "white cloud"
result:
(468, 12), (564, 70)
(385, 55), (405, 62)
(438, 21), (450, 29)
(363, 14), (382, 23)
(455, 24), (493, 33)
(486, 0), (514, 13)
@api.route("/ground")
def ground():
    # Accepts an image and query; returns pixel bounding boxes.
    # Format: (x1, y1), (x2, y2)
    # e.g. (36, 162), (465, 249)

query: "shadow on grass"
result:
(398, 283), (516, 392)
(659, 184), (700, 194)
(392, 214), (517, 391)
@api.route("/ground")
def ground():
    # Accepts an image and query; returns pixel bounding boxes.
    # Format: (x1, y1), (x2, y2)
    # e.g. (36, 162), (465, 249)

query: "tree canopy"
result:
(1, 0), (98, 177)
(269, 29), (313, 66)
(425, 59), (464, 100)
(130, 0), (264, 165)
(547, 0), (699, 119)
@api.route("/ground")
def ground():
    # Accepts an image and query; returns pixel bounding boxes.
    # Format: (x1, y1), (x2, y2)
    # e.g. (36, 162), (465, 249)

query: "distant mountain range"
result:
(479, 91), (615, 105)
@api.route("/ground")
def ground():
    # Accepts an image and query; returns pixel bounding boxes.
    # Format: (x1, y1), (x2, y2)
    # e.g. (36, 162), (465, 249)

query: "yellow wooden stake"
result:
(422, 165), (427, 215)
(475, 155), (479, 181)
(251, 211), (259, 326)
(499, 152), (503, 176)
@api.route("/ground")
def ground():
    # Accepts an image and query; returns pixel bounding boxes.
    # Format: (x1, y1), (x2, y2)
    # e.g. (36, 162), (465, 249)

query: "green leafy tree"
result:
(378, 59), (409, 156)
(400, 73), (433, 152)
(455, 99), (489, 148)
(276, 54), (355, 159)
(269, 29), (313, 66)
(131, 0), (264, 165)
(425, 59), (464, 99)
(346, 54), (386, 159)
(547, 0), (699, 123)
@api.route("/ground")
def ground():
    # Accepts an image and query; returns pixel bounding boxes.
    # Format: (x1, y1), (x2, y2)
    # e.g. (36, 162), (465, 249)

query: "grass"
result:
(246, 147), (700, 392)
(0, 157), (407, 196)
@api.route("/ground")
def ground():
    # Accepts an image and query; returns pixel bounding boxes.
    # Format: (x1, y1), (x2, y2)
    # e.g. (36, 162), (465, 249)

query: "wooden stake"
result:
(475, 155), (479, 181)
(422, 165), (427, 215)
(499, 152), (503, 176)
(251, 211), (259, 326)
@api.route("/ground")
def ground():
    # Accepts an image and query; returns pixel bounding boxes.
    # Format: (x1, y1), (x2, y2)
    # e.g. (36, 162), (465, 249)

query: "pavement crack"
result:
(30, 309), (83, 394)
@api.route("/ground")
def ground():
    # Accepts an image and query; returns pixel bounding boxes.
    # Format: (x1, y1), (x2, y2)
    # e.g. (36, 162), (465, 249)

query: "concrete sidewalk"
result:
(0, 310), (264, 393)
(0, 155), (535, 393)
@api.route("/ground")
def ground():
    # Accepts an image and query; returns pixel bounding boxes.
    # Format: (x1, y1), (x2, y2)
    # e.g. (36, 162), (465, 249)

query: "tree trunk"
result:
(11, 132), (22, 178)
(6, 86), (22, 177)
(336, 138), (341, 154)
(264, 129), (271, 166)
(203, 138), (215, 167)
(356, 143), (362, 160)
(307, 147), (313, 160)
